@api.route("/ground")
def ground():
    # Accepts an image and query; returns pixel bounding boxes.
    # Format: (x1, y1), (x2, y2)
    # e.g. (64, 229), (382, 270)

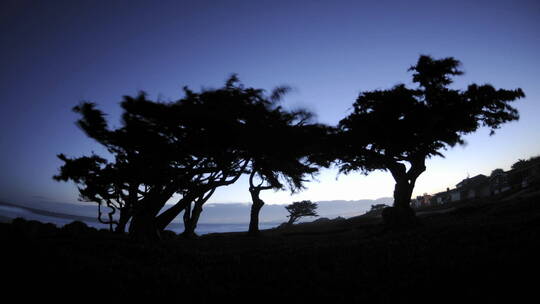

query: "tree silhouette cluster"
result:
(55, 76), (326, 239)
(55, 55), (524, 239)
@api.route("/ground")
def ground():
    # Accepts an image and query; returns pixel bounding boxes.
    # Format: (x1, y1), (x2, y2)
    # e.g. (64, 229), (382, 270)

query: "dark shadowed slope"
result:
(2, 190), (539, 301)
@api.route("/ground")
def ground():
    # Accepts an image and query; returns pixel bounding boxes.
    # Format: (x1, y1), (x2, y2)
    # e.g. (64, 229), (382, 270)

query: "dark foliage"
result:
(239, 83), (323, 235)
(55, 77), (270, 240)
(53, 154), (129, 232)
(336, 55), (525, 223)
(285, 200), (319, 225)
(54, 75), (327, 240)
(511, 155), (540, 171)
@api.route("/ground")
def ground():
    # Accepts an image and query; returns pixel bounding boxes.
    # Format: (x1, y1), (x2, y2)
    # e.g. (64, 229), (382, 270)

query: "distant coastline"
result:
(0, 200), (99, 223)
(0, 197), (392, 234)
(0, 201), (281, 234)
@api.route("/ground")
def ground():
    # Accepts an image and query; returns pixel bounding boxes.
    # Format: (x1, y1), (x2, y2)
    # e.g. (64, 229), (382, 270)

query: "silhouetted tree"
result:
(56, 77), (278, 240)
(153, 76), (290, 238)
(509, 155), (540, 189)
(125, 87), (252, 240)
(54, 153), (136, 233)
(285, 200), (318, 226)
(511, 155), (540, 171)
(155, 77), (326, 238)
(238, 86), (321, 235)
(511, 159), (527, 171)
(337, 55), (524, 226)
(490, 168), (505, 177)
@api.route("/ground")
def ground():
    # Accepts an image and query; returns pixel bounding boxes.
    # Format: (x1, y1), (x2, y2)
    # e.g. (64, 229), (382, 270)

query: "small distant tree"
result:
(285, 200), (318, 226)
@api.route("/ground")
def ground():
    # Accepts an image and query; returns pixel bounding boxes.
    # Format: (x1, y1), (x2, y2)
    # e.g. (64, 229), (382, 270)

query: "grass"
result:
(2, 189), (540, 302)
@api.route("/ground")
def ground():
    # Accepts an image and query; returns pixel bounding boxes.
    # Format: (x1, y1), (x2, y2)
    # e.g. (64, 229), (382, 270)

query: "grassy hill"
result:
(2, 189), (539, 301)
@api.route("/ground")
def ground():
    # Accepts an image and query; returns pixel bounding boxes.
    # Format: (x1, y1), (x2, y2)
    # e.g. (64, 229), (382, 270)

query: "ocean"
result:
(0, 204), (280, 235)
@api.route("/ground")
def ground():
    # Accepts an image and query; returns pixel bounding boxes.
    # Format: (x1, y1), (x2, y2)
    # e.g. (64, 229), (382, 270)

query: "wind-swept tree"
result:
(53, 101), (155, 234)
(54, 154), (133, 232)
(285, 200), (318, 226)
(337, 55), (524, 226)
(152, 76), (286, 238)
(155, 77), (327, 237)
(55, 77), (274, 240)
(238, 87), (322, 235)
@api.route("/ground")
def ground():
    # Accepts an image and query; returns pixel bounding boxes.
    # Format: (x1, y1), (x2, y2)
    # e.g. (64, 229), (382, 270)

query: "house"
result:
(415, 156), (540, 207)
(490, 170), (511, 195)
(430, 190), (451, 205)
(411, 199), (427, 208)
(448, 188), (461, 202)
(456, 174), (491, 200)
(415, 193), (432, 207)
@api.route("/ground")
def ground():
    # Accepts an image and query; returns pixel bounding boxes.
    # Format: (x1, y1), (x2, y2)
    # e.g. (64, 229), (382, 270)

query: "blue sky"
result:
(0, 0), (539, 207)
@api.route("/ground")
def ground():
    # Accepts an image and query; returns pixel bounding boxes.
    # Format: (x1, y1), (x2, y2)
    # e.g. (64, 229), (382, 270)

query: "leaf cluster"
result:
(337, 55), (524, 174)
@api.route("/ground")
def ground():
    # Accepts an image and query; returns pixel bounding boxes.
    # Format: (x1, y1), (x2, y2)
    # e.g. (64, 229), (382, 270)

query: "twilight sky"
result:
(1, 0), (539, 208)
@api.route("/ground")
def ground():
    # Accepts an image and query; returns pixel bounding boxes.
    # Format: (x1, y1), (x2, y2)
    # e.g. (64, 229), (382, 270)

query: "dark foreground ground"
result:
(2, 190), (540, 302)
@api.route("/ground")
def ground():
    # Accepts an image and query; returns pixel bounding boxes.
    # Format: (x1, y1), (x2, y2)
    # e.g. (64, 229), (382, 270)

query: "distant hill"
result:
(170, 198), (393, 225)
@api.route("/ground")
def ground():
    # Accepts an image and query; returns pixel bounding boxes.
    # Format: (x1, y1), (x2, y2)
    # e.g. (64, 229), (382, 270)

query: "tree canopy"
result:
(55, 75), (328, 239)
(55, 77), (270, 239)
(511, 155), (540, 171)
(335, 55), (524, 224)
(239, 87), (325, 234)
(285, 200), (318, 226)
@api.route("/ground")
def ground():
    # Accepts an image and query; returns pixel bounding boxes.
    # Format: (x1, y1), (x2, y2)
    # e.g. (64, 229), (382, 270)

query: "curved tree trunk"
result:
(116, 181), (137, 234)
(156, 165), (245, 233)
(382, 157), (426, 228)
(128, 187), (175, 241)
(248, 189), (265, 236)
(287, 215), (297, 226)
(155, 195), (193, 231)
(182, 201), (203, 238)
(247, 170), (273, 236)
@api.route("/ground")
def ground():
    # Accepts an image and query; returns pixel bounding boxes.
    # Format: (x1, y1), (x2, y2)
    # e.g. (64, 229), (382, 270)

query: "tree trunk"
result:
(248, 189), (265, 236)
(183, 201), (192, 232)
(182, 201), (203, 238)
(393, 178), (415, 209)
(129, 212), (160, 241)
(382, 157), (426, 228)
(287, 216), (297, 226)
(155, 195), (193, 231)
(115, 207), (131, 233)
(128, 190), (169, 241)
(382, 178), (416, 228)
